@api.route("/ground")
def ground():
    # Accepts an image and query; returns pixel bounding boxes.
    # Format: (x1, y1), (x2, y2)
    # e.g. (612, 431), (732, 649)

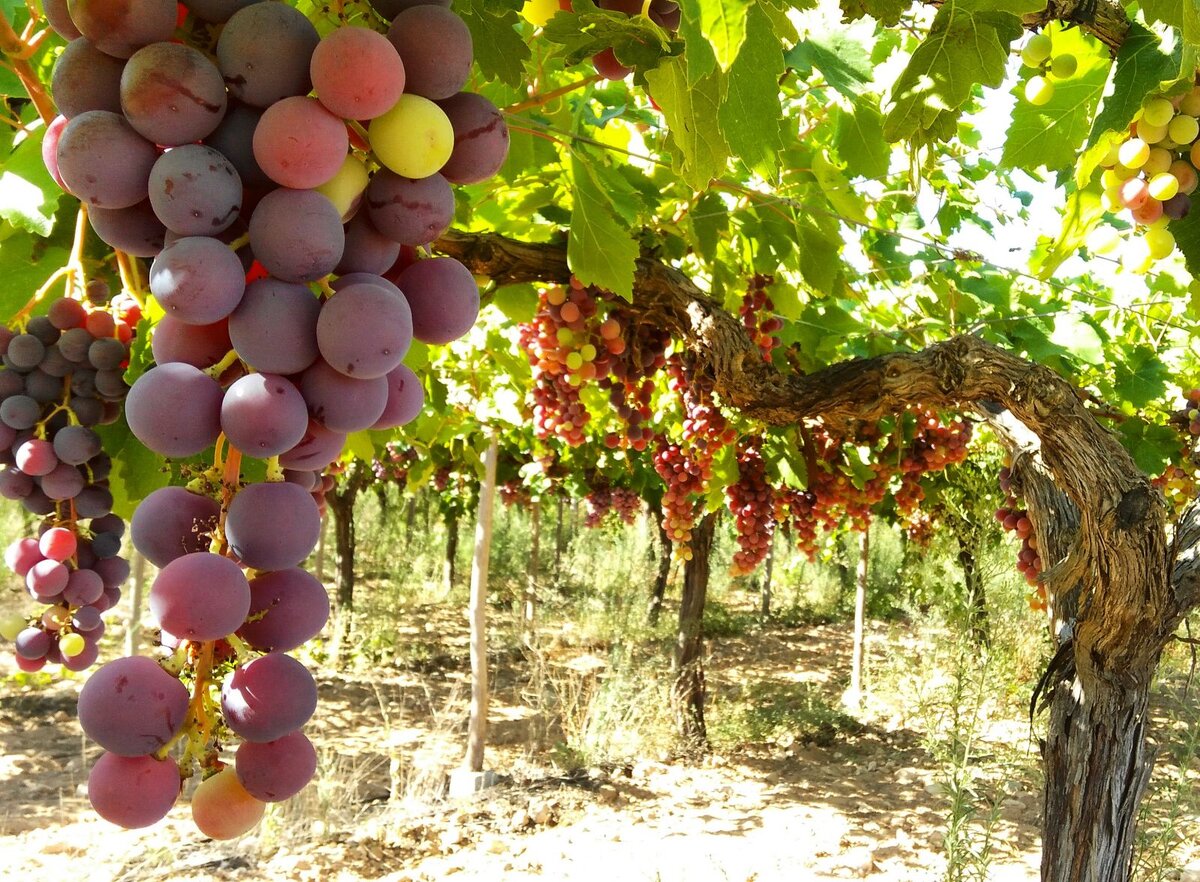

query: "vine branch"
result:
(0, 9), (56, 125)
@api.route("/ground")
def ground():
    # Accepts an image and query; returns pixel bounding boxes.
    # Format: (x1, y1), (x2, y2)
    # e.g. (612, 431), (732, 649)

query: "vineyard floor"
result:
(0, 608), (1055, 881)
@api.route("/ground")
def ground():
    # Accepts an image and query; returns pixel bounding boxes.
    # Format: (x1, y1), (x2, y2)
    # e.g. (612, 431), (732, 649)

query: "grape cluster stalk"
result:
(35, 0), (503, 837)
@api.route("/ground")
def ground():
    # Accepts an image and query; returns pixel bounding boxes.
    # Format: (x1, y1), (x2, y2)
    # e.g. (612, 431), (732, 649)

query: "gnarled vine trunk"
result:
(439, 229), (1200, 882)
(673, 512), (714, 748)
(327, 471), (365, 669)
(648, 507), (671, 626)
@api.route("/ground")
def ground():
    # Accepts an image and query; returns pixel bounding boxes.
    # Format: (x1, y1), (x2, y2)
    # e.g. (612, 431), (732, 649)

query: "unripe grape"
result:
(0, 612), (26, 641)
(1024, 75), (1054, 106)
(1119, 138), (1150, 169)
(1100, 188), (1122, 212)
(580, 343), (597, 361)
(1085, 226), (1120, 255)
(315, 154), (370, 221)
(522, 0), (562, 26)
(1050, 53), (1077, 79)
(1148, 173), (1180, 201)
(1144, 148), (1173, 177)
(1169, 114), (1200, 146)
(59, 631), (86, 657)
(1170, 159), (1199, 194)
(1136, 119), (1168, 144)
(1182, 88), (1200, 117)
(369, 95), (454, 179)
(1143, 97), (1176, 127)
(1020, 33), (1052, 67)
(1145, 225), (1176, 259)
(565, 351), (583, 370)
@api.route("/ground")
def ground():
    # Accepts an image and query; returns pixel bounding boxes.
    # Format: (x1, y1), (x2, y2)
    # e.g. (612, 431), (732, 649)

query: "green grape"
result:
(1168, 114), (1200, 146)
(1020, 33), (1052, 68)
(580, 343), (597, 361)
(1085, 226), (1120, 255)
(556, 327), (573, 345)
(369, 94), (454, 179)
(1118, 138), (1150, 169)
(315, 154), (370, 221)
(1148, 173), (1180, 201)
(1142, 97), (1176, 128)
(565, 351), (583, 370)
(0, 613), (26, 641)
(1024, 75), (1054, 106)
(1050, 54), (1077, 79)
(1146, 224), (1176, 260)
(59, 632), (86, 658)
(1136, 119), (1168, 144)
(1144, 148), (1173, 177)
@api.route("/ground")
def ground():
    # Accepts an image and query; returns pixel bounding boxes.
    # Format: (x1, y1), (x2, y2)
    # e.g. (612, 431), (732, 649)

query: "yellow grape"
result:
(1100, 188), (1122, 212)
(565, 351), (583, 370)
(1113, 162), (1139, 181)
(1142, 97), (1176, 128)
(1144, 147), (1173, 176)
(369, 95), (454, 179)
(1024, 75), (1054, 106)
(521, 0), (561, 26)
(192, 767), (266, 840)
(580, 343), (597, 361)
(1169, 114), (1200, 145)
(1020, 33), (1053, 67)
(1136, 119), (1168, 144)
(1119, 138), (1150, 169)
(1148, 173), (1180, 201)
(1099, 141), (1122, 167)
(1050, 54), (1077, 79)
(59, 632), (86, 657)
(1122, 238), (1153, 274)
(1146, 225), (1176, 260)
(1182, 88), (1200, 117)
(1085, 226), (1120, 255)
(315, 154), (370, 221)
(0, 613), (25, 641)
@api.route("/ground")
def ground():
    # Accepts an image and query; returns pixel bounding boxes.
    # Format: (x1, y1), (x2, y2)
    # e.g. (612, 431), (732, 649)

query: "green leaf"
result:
(812, 149), (868, 225)
(98, 423), (171, 518)
(455, 0), (531, 88)
(644, 54), (728, 190)
(1001, 26), (1110, 173)
(1032, 184), (1106, 278)
(1049, 314), (1104, 364)
(835, 97), (890, 179)
(1116, 419), (1179, 476)
(1141, 0), (1186, 28)
(1172, 201), (1200, 277)
(491, 284), (539, 322)
(1112, 346), (1170, 409)
(568, 156), (638, 301)
(542, 1), (674, 70)
(345, 430), (376, 462)
(0, 127), (61, 237)
(719, 5), (785, 174)
(838, 0), (906, 26)
(785, 23), (872, 100)
(692, 0), (750, 70)
(689, 191), (728, 261)
(883, 1), (1024, 144)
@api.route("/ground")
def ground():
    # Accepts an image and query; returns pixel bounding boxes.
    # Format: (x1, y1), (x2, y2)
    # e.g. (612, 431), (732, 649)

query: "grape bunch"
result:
(1018, 32), (1078, 106)
(890, 409), (972, 529)
(0, 295), (136, 670)
(499, 478), (532, 509)
(995, 467), (1045, 609)
(653, 440), (710, 560)
(1151, 388), (1200, 512)
(372, 441), (418, 487)
(1089, 86), (1200, 271)
(582, 484), (641, 527)
(519, 282), (623, 446)
(39, 0), (496, 836)
(738, 275), (783, 363)
(726, 440), (775, 576)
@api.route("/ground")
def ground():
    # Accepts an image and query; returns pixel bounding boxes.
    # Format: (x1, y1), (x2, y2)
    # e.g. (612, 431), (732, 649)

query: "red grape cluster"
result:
(996, 466), (1044, 607)
(40, 0), (495, 838)
(0, 295), (136, 670)
(891, 410), (972, 527)
(653, 440), (710, 561)
(582, 484), (641, 527)
(599, 305), (669, 450)
(1151, 388), (1200, 511)
(499, 478), (533, 509)
(738, 275), (783, 363)
(372, 441), (418, 487)
(519, 281), (624, 446)
(726, 440), (775, 575)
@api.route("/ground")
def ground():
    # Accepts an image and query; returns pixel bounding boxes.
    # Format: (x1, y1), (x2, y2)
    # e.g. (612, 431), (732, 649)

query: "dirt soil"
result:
(0, 613), (1049, 882)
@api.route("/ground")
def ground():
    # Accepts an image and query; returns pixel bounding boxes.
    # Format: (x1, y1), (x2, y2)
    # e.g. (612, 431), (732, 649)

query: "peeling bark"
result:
(674, 513), (714, 748)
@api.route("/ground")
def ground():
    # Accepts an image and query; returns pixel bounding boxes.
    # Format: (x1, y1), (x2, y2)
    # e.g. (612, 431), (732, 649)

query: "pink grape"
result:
(221, 653), (317, 742)
(310, 27), (405, 120)
(395, 257), (479, 344)
(373, 363), (424, 429)
(78, 656), (189, 755)
(149, 552), (251, 641)
(316, 281), (412, 379)
(252, 96), (349, 189)
(39, 526), (77, 562)
(236, 730), (318, 801)
(237, 568), (330, 653)
(88, 753), (180, 829)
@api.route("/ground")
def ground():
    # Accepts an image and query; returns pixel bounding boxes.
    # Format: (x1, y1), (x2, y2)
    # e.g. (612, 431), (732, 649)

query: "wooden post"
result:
(848, 528), (869, 710)
(523, 498), (540, 645)
(124, 550), (145, 658)
(464, 435), (499, 773)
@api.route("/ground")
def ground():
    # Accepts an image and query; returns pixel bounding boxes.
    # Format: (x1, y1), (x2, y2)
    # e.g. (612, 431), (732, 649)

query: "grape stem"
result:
(505, 74), (603, 115)
(114, 251), (146, 309)
(0, 9), (55, 125)
(13, 205), (90, 325)
(203, 349), (243, 379)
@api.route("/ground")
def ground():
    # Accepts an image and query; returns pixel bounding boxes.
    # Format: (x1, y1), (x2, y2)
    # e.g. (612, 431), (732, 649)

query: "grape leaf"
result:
(835, 97), (890, 179)
(719, 5), (785, 174)
(1141, 0), (1186, 29)
(455, 0), (531, 88)
(644, 54), (728, 190)
(568, 157), (638, 302)
(1049, 314), (1104, 365)
(541, 0), (675, 70)
(689, 191), (728, 261)
(1117, 419), (1179, 476)
(838, 0), (906, 26)
(785, 23), (872, 100)
(682, 0), (749, 70)
(1001, 27), (1110, 173)
(1032, 184), (1105, 278)
(1112, 346), (1170, 409)
(1171, 199), (1200, 277)
(812, 150), (868, 224)
(0, 127), (61, 237)
(883, 1), (1025, 144)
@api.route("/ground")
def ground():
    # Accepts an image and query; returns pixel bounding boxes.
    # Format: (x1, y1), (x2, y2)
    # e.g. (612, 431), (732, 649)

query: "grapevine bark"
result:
(439, 229), (1200, 882)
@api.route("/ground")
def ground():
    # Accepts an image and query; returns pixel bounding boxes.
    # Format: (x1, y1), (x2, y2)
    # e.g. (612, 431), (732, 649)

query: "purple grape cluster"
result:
(0, 297), (134, 671)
